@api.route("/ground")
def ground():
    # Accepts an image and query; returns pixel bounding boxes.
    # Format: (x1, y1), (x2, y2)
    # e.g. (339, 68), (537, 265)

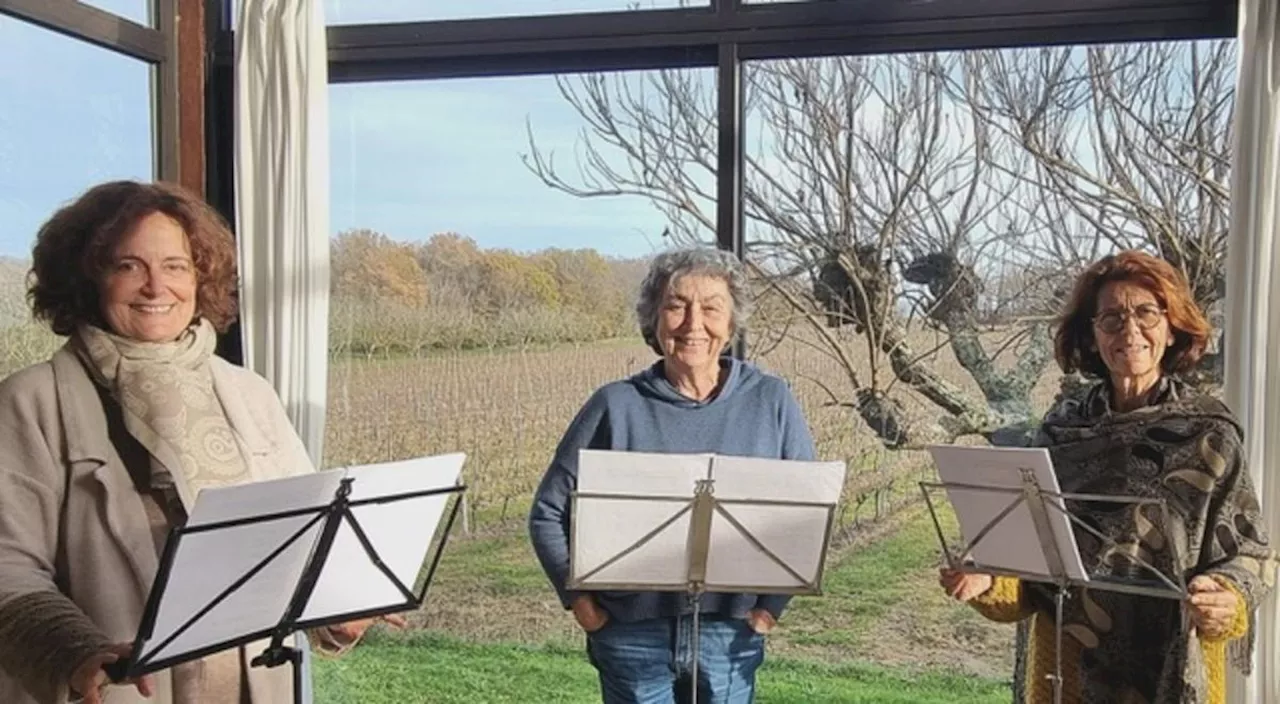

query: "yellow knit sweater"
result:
(970, 576), (1248, 704)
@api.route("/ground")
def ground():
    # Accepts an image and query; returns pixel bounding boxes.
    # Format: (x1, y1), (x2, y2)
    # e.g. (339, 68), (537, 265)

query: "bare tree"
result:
(966, 40), (1235, 383)
(524, 39), (1234, 449)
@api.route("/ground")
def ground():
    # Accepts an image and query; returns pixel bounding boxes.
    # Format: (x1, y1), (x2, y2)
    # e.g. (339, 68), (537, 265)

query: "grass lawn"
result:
(312, 631), (1011, 704)
(312, 504), (1015, 702)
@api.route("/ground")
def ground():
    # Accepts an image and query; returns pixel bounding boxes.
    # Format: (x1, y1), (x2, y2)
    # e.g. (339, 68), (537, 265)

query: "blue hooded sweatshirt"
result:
(528, 356), (817, 623)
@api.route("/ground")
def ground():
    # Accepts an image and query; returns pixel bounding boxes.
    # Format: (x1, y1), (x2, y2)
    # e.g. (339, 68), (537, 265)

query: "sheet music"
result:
(301, 453), (466, 622)
(136, 453), (465, 667)
(572, 451), (710, 588)
(570, 450), (846, 592)
(927, 445), (1089, 582)
(706, 455), (845, 589)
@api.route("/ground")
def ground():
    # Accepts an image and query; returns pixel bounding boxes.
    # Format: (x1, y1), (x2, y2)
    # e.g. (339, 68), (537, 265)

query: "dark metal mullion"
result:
(713, 0), (740, 18)
(321, 4), (1232, 84)
(715, 41), (745, 359)
(327, 5), (719, 51)
(205, 1), (242, 366)
(155, 0), (179, 182)
(735, 8), (1234, 61)
(0, 0), (166, 63)
(328, 46), (718, 83)
(324, 0), (1231, 58)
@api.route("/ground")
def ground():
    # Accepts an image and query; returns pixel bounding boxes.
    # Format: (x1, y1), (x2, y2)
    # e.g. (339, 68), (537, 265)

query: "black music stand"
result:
(921, 445), (1186, 704)
(105, 454), (468, 704)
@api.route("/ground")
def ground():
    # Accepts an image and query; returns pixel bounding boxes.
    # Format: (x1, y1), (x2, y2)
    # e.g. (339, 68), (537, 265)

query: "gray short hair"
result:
(636, 247), (752, 356)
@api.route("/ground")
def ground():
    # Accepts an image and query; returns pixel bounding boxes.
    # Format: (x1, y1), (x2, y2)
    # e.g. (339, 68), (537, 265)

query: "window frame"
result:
(0, 0), (178, 182)
(202, 0), (1236, 359)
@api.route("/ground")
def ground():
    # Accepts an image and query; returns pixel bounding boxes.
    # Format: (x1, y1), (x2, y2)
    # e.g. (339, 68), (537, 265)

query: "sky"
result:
(0, 1), (716, 260)
(0, 3), (1227, 267)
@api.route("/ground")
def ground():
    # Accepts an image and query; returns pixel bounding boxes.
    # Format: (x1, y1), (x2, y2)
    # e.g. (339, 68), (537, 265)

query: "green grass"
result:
(435, 530), (550, 597)
(312, 630), (1009, 704)
(782, 504), (957, 649)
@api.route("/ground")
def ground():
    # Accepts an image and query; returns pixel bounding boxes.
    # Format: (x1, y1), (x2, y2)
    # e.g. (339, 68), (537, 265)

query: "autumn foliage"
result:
(329, 230), (650, 357)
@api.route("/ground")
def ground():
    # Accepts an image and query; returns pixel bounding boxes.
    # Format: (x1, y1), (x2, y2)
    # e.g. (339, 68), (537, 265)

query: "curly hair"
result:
(635, 247), (752, 356)
(1055, 250), (1211, 378)
(27, 180), (238, 336)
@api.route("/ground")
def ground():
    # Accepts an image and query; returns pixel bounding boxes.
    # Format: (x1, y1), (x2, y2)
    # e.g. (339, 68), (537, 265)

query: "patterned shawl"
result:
(72, 319), (253, 510)
(1025, 377), (1278, 703)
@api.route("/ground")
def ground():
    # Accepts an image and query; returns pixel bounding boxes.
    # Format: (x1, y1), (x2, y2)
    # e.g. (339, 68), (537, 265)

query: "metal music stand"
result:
(568, 450), (847, 704)
(920, 445), (1186, 704)
(104, 454), (469, 704)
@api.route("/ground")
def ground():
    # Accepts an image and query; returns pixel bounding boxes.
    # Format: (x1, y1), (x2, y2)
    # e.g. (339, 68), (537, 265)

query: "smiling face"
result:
(1092, 280), (1171, 388)
(655, 273), (733, 377)
(99, 211), (198, 343)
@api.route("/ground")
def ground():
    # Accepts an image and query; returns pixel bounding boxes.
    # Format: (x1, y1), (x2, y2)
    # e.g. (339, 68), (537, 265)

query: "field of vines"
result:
(323, 327), (1063, 539)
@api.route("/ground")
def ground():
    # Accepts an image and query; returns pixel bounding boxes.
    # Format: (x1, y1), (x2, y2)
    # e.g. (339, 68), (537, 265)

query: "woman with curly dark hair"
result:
(0, 181), (385, 704)
(939, 250), (1277, 703)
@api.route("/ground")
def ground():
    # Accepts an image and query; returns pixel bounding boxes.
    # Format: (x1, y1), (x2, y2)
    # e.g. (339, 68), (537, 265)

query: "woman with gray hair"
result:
(529, 246), (816, 704)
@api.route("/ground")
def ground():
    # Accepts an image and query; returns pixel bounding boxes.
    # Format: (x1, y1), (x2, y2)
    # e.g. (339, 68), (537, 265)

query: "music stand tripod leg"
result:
(290, 645), (304, 704)
(685, 479), (715, 704)
(1019, 468), (1069, 704)
(690, 591), (701, 704)
(1052, 583), (1065, 704)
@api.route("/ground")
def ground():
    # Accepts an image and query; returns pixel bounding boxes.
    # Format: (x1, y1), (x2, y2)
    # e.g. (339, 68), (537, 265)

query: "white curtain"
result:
(234, 0), (331, 464)
(1223, 0), (1280, 702)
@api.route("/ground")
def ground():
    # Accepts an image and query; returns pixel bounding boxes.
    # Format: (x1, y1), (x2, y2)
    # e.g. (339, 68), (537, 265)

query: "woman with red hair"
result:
(940, 250), (1276, 703)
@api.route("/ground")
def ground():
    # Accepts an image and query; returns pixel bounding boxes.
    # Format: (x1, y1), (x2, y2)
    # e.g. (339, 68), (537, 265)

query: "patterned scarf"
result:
(73, 319), (253, 510)
(1028, 377), (1278, 702)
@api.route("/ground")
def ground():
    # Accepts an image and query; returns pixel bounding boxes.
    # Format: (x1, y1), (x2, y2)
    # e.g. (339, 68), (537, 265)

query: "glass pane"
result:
(318, 70), (713, 695)
(325, 68), (716, 468)
(0, 17), (155, 377)
(80, 0), (153, 26)
(325, 69), (716, 468)
(324, 0), (707, 25)
(740, 38), (1232, 674)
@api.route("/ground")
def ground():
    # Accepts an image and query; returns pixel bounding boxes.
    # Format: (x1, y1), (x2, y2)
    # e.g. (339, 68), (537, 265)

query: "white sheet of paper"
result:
(570, 450), (710, 588)
(927, 444), (1089, 582)
(138, 453), (466, 666)
(705, 455), (846, 589)
(145, 469), (345, 663)
(570, 450), (846, 592)
(576, 449), (712, 494)
(301, 453), (466, 622)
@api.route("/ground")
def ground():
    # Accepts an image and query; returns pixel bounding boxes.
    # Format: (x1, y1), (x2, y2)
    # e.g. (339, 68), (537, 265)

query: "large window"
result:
(738, 39), (1232, 670)
(302, 0), (1237, 698)
(316, 38), (1234, 703)
(324, 69), (715, 473)
(0, 15), (155, 377)
(322, 70), (715, 670)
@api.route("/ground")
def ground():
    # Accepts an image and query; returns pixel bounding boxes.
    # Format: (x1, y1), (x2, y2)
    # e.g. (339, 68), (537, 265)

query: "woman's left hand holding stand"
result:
(68, 644), (154, 703)
(1187, 574), (1240, 639)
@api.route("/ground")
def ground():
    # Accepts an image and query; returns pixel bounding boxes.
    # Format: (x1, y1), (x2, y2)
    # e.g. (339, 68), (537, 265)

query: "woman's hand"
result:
(327, 613), (408, 642)
(69, 643), (154, 704)
(939, 567), (994, 602)
(1188, 575), (1239, 639)
(571, 594), (609, 633)
(316, 613), (408, 656)
(746, 608), (776, 635)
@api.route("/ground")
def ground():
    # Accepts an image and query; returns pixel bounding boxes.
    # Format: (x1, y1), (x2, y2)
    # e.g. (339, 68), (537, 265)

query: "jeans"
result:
(586, 615), (766, 704)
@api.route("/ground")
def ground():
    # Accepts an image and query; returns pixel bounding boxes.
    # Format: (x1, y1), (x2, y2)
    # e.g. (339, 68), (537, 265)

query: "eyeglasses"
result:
(1093, 304), (1166, 334)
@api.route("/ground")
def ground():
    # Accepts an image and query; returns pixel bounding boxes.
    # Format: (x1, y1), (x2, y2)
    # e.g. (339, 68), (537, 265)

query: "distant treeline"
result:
(330, 230), (651, 357)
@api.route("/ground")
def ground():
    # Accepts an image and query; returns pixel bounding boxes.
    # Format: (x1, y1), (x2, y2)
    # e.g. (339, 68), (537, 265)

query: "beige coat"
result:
(0, 346), (314, 704)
